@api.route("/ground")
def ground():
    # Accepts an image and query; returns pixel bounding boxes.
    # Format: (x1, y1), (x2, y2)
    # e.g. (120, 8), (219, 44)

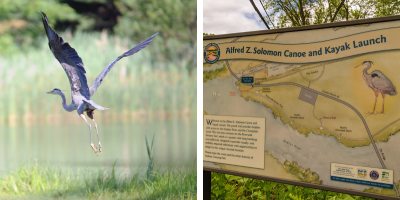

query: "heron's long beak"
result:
(46, 91), (52, 94)
(354, 64), (362, 69)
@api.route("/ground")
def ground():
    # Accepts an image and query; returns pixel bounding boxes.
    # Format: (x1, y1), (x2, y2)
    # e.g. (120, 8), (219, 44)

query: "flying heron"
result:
(357, 61), (396, 114)
(41, 12), (158, 153)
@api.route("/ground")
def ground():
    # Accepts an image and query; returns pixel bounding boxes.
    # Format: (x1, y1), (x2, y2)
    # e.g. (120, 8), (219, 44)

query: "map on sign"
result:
(204, 19), (400, 199)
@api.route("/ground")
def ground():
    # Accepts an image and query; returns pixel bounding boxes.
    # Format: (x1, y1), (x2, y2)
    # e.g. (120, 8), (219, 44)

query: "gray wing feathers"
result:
(121, 32), (159, 57)
(41, 12), (61, 44)
(371, 70), (397, 95)
(61, 43), (86, 73)
(90, 32), (159, 95)
(41, 12), (90, 99)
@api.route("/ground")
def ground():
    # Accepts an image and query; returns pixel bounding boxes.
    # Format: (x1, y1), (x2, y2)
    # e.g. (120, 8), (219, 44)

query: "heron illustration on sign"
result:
(42, 12), (158, 153)
(357, 61), (396, 114)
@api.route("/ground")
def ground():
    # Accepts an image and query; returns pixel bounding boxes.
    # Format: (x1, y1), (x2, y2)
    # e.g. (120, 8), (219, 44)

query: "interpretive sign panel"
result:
(203, 115), (265, 169)
(203, 16), (400, 199)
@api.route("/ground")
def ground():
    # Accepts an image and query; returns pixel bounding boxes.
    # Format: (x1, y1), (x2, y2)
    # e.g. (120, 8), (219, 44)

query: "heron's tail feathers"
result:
(83, 99), (109, 111)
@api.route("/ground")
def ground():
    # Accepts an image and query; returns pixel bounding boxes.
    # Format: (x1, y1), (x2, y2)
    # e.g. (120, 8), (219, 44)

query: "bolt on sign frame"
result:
(203, 15), (400, 199)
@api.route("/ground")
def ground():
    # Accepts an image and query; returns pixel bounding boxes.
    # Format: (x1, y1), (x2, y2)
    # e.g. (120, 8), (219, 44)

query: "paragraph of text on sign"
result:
(203, 115), (265, 169)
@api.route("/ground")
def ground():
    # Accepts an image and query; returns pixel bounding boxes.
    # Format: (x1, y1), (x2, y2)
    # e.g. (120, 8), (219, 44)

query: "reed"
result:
(0, 165), (196, 199)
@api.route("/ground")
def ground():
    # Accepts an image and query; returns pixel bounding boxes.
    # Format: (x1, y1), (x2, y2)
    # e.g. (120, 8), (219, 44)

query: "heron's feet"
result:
(90, 143), (99, 153)
(367, 111), (385, 115)
(367, 110), (381, 115)
(98, 142), (102, 152)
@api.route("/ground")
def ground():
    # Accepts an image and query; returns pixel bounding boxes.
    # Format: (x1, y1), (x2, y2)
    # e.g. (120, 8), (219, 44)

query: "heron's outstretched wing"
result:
(41, 12), (90, 99)
(89, 32), (159, 96)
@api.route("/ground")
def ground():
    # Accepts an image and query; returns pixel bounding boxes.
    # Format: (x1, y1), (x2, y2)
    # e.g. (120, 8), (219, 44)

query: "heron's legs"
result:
(80, 114), (97, 153)
(370, 91), (378, 114)
(381, 93), (385, 114)
(91, 118), (102, 152)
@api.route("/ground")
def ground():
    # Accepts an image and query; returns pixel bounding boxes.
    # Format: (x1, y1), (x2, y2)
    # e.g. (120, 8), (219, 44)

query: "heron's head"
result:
(355, 61), (373, 68)
(47, 88), (63, 95)
(362, 61), (373, 67)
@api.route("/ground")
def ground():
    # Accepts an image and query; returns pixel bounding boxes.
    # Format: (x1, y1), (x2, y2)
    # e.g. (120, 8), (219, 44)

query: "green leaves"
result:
(0, 1), (79, 55)
(260, 0), (400, 28)
(114, 0), (196, 62)
(212, 173), (374, 200)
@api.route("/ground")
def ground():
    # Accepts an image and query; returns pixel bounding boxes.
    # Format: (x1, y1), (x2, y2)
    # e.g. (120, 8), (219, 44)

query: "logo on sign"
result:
(370, 170), (380, 180)
(382, 171), (390, 179)
(204, 43), (220, 64)
(357, 169), (367, 178)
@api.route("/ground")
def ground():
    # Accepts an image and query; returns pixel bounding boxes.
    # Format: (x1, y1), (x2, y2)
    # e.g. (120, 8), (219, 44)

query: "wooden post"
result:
(204, 170), (211, 200)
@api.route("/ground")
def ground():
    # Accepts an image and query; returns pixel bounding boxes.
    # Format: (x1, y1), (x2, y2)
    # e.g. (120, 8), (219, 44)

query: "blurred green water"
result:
(0, 119), (196, 176)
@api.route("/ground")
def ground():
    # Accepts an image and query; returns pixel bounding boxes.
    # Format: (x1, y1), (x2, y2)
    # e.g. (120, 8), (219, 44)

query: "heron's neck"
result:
(363, 64), (372, 75)
(57, 92), (75, 112)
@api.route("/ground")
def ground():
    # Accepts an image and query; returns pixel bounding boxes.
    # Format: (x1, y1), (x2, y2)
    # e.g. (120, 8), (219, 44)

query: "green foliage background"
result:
(0, 0), (196, 58)
(261, 0), (400, 28)
(0, 0), (196, 125)
(0, 0), (77, 55)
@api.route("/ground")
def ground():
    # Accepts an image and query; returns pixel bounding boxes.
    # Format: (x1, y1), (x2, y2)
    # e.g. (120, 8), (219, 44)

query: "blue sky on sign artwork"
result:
(203, 0), (266, 34)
